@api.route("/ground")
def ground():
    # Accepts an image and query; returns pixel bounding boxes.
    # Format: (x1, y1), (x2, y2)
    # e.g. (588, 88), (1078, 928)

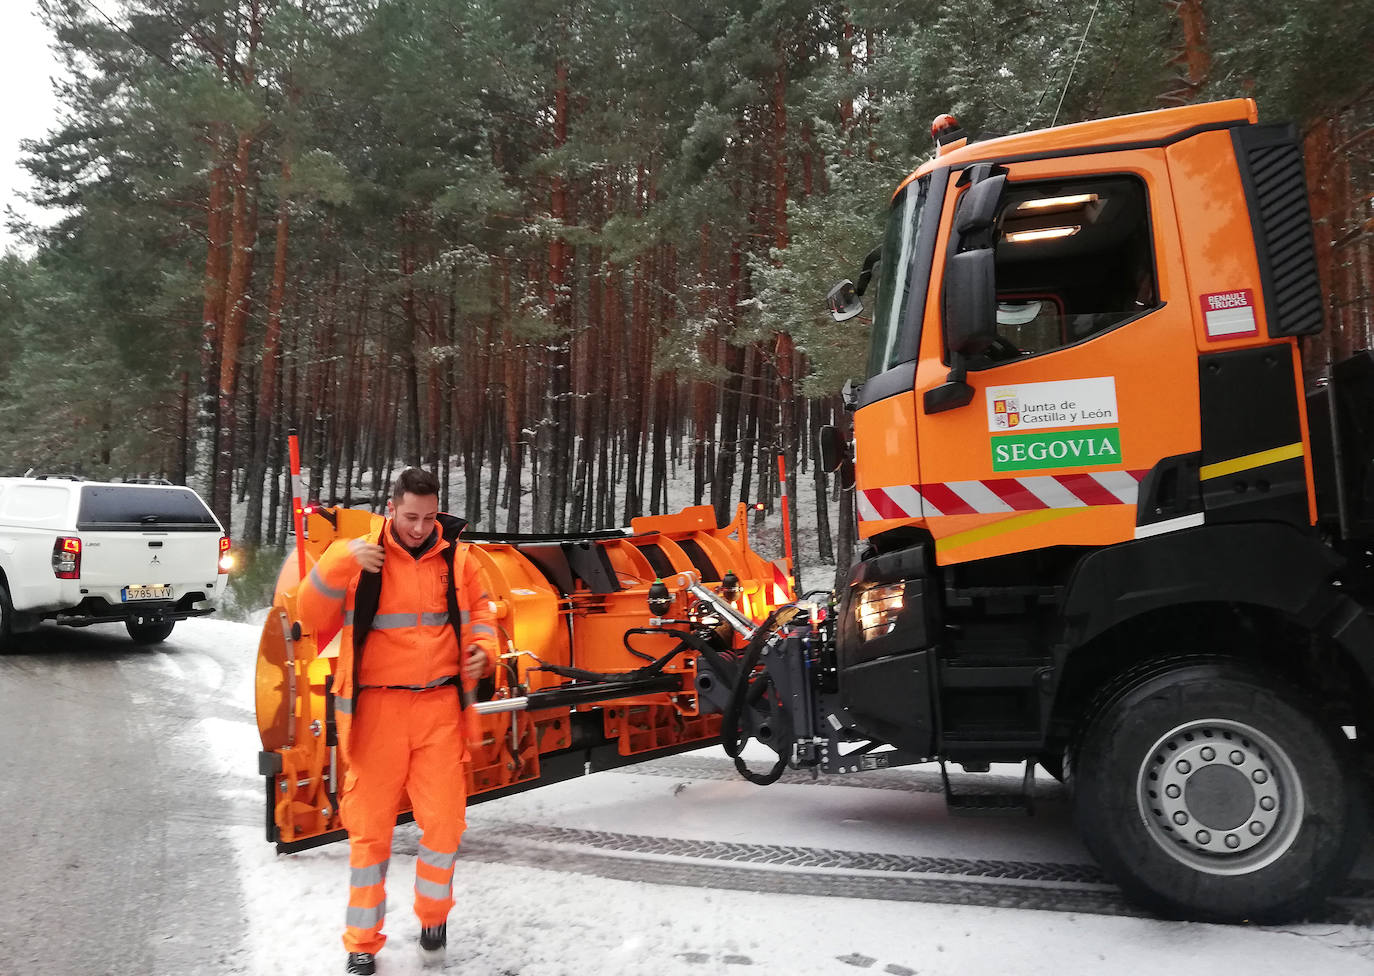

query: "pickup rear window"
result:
(76, 486), (220, 531)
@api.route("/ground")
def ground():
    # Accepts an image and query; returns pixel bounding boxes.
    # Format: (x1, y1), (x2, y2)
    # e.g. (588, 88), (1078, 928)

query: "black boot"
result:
(345, 951), (376, 975)
(419, 922), (446, 966)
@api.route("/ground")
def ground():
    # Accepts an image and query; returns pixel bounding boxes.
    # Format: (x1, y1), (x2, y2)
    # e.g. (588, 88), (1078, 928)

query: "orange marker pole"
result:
(776, 452), (796, 601)
(288, 431), (308, 582)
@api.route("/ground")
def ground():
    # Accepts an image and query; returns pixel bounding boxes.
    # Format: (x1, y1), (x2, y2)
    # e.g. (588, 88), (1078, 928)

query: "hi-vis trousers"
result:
(339, 686), (468, 955)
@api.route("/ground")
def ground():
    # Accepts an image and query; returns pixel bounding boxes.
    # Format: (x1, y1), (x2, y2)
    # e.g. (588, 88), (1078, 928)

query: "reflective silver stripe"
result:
(343, 609), (355, 626)
(309, 567), (347, 601)
(335, 696), (354, 715)
(350, 859), (389, 888)
(420, 612), (450, 627)
(346, 902), (385, 930)
(471, 623), (497, 639)
(459, 610), (471, 625)
(372, 613), (417, 630)
(417, 842), (458, 871)
(425, 674), (459, 688)
(415, 876), (452, 901)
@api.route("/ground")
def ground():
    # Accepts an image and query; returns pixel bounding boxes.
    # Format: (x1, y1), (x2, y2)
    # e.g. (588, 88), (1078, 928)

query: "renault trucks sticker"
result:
(987, 377), (1121, 474)
(1200, 289), (1258, 340)
(986, 377), (1118, 432)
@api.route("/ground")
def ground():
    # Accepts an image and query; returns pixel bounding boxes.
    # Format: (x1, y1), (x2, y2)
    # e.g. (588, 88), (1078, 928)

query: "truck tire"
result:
(0, 581), (13, 653)
(1071, 659), (1364, 923)
(126, 618), (175, 644)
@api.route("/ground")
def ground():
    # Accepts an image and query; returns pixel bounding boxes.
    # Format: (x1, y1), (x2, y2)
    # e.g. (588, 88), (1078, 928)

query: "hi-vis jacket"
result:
(298, 512), (499, 730)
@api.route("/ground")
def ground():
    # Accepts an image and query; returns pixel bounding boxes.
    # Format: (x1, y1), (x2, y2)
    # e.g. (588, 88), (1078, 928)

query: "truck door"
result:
(913, 150), (1199, 566)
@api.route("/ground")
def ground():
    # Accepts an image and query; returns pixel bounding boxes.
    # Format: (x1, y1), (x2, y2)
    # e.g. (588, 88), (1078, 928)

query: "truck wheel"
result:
(1072, 659), (1364, 922)
(126, 618), (175, 644)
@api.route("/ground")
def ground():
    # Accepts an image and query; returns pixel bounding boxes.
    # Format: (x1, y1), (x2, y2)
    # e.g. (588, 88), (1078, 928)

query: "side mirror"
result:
(943, 249), (997, 356)
(818, 425), (844, 473)
(826, 280), (863, 322)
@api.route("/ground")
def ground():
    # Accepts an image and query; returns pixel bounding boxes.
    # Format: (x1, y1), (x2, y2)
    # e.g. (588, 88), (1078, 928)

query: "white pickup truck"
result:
(0, 477), (230, 648)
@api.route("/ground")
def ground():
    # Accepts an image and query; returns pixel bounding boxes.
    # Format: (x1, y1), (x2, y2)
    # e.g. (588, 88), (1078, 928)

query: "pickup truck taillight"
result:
(219, 535), (234, 574)
(52, 537), (82, 579)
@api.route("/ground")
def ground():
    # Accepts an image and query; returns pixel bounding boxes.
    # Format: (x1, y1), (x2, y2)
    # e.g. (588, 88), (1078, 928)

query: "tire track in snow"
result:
(460, 822), (1374, 924)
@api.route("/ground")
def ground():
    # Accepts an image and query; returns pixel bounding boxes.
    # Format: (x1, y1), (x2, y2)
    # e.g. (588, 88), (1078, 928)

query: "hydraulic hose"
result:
(721, 608), (790, 786)
(533, 625), (737, 685)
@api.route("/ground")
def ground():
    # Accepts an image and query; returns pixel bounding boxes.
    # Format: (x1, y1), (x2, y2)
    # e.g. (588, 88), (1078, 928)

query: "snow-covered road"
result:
(4, 618), (1372, 975)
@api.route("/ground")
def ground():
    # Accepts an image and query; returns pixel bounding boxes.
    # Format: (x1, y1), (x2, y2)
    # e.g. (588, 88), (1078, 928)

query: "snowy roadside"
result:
(186, 619), (1374, 976)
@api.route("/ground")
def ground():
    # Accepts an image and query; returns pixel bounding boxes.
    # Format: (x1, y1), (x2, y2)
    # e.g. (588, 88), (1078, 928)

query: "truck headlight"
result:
(855, 582), (906, 640)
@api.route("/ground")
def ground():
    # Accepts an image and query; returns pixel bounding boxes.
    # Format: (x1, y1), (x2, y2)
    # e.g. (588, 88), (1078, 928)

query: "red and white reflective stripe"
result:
(770, 559), (791, 605)
(857, 470), (1147, 521)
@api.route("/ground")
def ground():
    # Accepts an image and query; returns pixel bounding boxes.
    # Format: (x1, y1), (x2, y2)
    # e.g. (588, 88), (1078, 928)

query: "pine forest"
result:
(0, 0), (1371, 577)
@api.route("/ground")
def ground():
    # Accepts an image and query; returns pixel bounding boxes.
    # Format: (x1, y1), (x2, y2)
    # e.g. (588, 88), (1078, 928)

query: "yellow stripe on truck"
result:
(1198, 442), (1303, 481)
(934, 508), (1080, 557)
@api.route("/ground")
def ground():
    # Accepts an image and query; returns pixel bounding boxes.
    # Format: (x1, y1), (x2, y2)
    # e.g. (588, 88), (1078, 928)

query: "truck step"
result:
(940, 760), (1035, 817)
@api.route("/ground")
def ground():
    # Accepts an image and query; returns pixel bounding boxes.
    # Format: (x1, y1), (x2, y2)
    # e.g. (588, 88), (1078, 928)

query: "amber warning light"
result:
(219, 535), (234, 574)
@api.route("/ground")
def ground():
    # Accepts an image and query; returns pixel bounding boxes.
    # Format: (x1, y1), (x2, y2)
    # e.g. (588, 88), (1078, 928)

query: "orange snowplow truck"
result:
(257, 98), (1372, 926)
(809, 98), (1374, 922)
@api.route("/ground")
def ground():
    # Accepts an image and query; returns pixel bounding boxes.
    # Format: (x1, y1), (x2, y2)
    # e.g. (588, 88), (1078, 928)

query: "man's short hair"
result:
(391, 467), (440, 503)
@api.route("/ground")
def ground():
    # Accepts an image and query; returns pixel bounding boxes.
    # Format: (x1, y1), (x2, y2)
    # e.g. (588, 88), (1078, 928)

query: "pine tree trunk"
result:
(622, 235), (648, 522)
(194, 132), (231, 501)
(399, 227), (424, 467)
(243, 151), (292, 545)
(811, 396), (832, 562)
(175, 371), (191, 485)
(212, 127), (260, 533)
(650, 373), (669, 513)
(503, 310), (525, 533)
(739, 344), (762, 508)
(1160, 0), (1212, 106)
(712, 238), (745, 523)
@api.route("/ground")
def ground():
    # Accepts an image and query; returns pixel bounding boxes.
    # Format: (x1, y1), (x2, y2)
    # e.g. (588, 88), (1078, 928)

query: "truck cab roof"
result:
(901, 98), (1261, 192)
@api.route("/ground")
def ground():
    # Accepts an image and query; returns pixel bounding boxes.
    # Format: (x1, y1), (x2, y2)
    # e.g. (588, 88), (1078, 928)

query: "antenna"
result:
(1052, 0), (1103, 127)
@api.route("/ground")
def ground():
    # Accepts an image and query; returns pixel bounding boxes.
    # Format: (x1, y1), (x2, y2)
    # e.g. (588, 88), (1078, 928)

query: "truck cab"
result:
(818, 98), (1374, 922)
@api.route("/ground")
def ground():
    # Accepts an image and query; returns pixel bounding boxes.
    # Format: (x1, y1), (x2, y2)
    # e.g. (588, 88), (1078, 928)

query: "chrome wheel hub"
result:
(1138, 719), (1302, 874)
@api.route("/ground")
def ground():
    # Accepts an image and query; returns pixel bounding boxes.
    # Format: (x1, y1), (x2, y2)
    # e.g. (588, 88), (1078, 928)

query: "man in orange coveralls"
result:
(299, 467), (498, 975)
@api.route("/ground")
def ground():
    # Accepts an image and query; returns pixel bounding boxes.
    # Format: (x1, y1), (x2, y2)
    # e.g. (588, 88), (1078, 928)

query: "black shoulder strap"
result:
(437, 515), (465, 640)
(351, 525), (386, 666)
(441, 536), (462, 644)
(437, 513), (472, 708)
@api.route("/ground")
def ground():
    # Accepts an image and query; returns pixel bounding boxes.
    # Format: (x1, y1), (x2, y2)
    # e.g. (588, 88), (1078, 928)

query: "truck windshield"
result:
(867, 175), (931, 378)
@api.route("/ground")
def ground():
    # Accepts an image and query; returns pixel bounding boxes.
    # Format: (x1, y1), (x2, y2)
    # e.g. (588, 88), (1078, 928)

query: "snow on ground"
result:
(183, 619), (1374, 976)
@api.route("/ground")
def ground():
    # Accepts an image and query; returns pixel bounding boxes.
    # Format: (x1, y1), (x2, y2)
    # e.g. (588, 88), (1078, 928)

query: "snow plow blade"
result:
(255, 503), (783, 852)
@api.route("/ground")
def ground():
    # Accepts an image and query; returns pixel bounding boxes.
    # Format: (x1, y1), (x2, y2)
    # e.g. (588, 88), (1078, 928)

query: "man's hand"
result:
(462, 643), (489, 683)
(348, 538), (385, 573)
